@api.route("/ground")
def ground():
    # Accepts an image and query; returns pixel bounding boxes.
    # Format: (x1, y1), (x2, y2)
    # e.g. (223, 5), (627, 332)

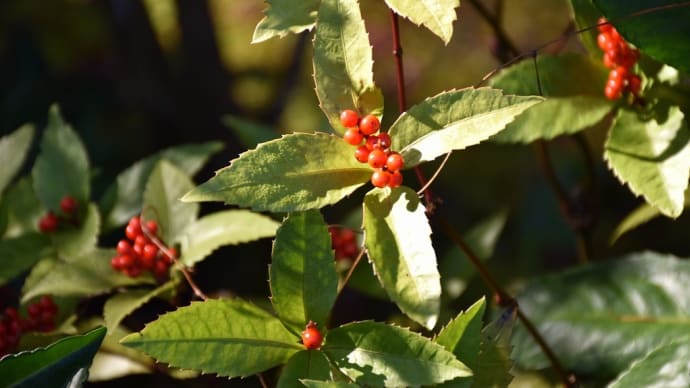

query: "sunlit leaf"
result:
(473, 306), (516, 388)
(610, 191), (690, 243)
(323, 321), (471, 386)
(384, 0), (460, 44)
(182, 133), (371, 212)
(605, 105), (690, 218)
(121, 299), (302, 378)
(179, 210), (279, 266)
(270, 211), (338, 333)
(2, 177), (43, 238)
(363, 186), (440, 330)
(608, 337), (690, 388)
(252, 0), (319, 43)
(389, 88), (542, 166)
(313, 0), (382, 134)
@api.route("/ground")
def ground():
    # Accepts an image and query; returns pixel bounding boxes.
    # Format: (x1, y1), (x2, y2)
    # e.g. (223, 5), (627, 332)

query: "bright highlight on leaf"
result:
(324, 321), (472, 386)
(120, 299), (302, 378)
(181, 133), (372, 212)
(313, 0), (383, 133)
(363, 186), (441, 330)
(0, 124), (34, 194)
(604, 105), (690, 218)
(252, 0), (320, 43)
(389, 88), (543, 166)
(384, 0), (460, 44)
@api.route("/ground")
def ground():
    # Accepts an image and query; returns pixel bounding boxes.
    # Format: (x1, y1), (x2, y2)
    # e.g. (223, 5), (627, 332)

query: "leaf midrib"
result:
(125, 337), (303, 350)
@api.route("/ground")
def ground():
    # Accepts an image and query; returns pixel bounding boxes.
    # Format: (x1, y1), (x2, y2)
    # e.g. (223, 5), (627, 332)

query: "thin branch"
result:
(141, 222), (209, 301)
(468, 0), (520, 58)
(390, 10), (407, 114)
(338, 247), (367, 294)
(417, 151), (452, 197)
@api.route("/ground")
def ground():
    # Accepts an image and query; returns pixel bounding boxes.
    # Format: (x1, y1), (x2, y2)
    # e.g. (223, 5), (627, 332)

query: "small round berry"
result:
(371, 169), (391, 188)
(609, 66), (628, 84)
(125, 224), (140, 240)
(388, 171), (403, 188)
(143, 244), (159, 261)
(119, 254), (135, 269)
(358, 115), (380, 135)
(145, 220), (158, 235)
(125, 267), (142, 278)
(301, 321), (323, 350)
(603, 53), (615, 69)
(153, 260), (170, 278)
(59, 196), (78, 215)
(140, 253), (156, 269)
(386, 152), (404, 172)
(343, 128), (364, 145)
(627, 74), (642, 95)
(377, 133), (392, 149)
(368, 149), (387, 169)
(38, 212), (59, 233)
(39, 296), (58, 315)
(354, 145), (370, 163)
(27, 303), (42, 319)
(162, 248), (177, 264)
(597, 17), (612, 33)
(339, 109), (360, 128)
(116, 239), (133, 255)
(597, 33), (609, 51)
(134, 235), (148, 248)
(111, 256), (122, 270)
(605, 84), (622, 100)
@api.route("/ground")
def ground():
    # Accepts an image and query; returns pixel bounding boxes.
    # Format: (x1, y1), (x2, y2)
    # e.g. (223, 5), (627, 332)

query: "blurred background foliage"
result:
(2, 1), (690, 384)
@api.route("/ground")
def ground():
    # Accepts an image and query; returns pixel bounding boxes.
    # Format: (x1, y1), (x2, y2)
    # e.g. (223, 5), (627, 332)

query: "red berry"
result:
(39, 296), (58, 315)
(153, 260), (169, 278)
(38, 212), (59, 233)
(371, 169), (391, 188)
(389, 171), (403, 188)
(627, 74), (642, 95)
(143, 244), (159, 261)
(368, 149), (387, 169)
(116, 239), (132, 255)
(358, 115), (380, 135)
(354, 145), (370, 163)
(145, 220), (158, 235)
(377, 133), (392, 149)
(603, 52), (615, 69)
(125, 224), (139, 240)
(339, 109), (359, 128)
(125, 267), (142, 278)
(27, 304), (42, 319)
(134, 235), (148, 248)
(343, 128), (364, 145)
(301, 321), (323, 349)
(605, 84), (622, 100)
(386, 152), (404, 172)
(340, 228), (356, 243)
(610, 66), (628, 83)
(59, 196), (78, 215)
(597, 17), (612, 33)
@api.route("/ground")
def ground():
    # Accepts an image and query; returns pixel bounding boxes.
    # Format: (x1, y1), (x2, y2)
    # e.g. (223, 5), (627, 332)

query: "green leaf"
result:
(142, 160), (199, 245)
(363, 186), (441, 330)
(313, 0), (382, 134)
(182, 133), (371, 212)
(594, 0), (690, 74)
(389, 88), (543, 167)
(52, 202), (100, 258)
(604, 105), (690, 218)
(435, 297), (487, 372)
(323, 321), (471, 386)
(223, 115), (279, 149)
(278, 350), (332, 388)
(179, 210), (279, 267)
(610, 191), (690, 242)
(440, 211), (507, 299)
(100, 141), (222, 230)
(384, 0), (460, 44)
(120, 299), (302, 378)
(22, 249), (146, 302)
(0, 233), (52, 285)
(488, 54), (613, 143)
(0, 124), (34, 194)
(300, 381), (359, 388)
(270, 211), (338, 333)
(252, 0), (319, 43)
(511, 251), (690, 378)
(1, 177), (43, 238)
(32, 105), (90, 209)
(473, 307), (516, 388)
(103, 279), (179, 334)
(0, 326), (106, 388)
(608, 337), (690, 388)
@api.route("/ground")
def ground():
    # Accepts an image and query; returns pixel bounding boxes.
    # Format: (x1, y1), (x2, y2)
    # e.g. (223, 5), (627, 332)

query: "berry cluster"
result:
(597, 17), (641, 100)
(1, 296), (58, 357)
(340, 110), (404, 188)
(111, 216), (175, 279)
(301, 321), (323, 349)
(37, 195), (79, 233)
(329, 226), (358, 261)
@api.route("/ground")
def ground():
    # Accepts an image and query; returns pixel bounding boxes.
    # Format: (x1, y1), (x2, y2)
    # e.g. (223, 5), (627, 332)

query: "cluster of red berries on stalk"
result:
(597, 17), (642, 100)
(340, 110), (404, 188)
(1, 296), (58, 357)
(329, 226), (358, 261)
(111, 216), (175, 279)
(301, 321), (323, 349)
(37, 195), (79, 233)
